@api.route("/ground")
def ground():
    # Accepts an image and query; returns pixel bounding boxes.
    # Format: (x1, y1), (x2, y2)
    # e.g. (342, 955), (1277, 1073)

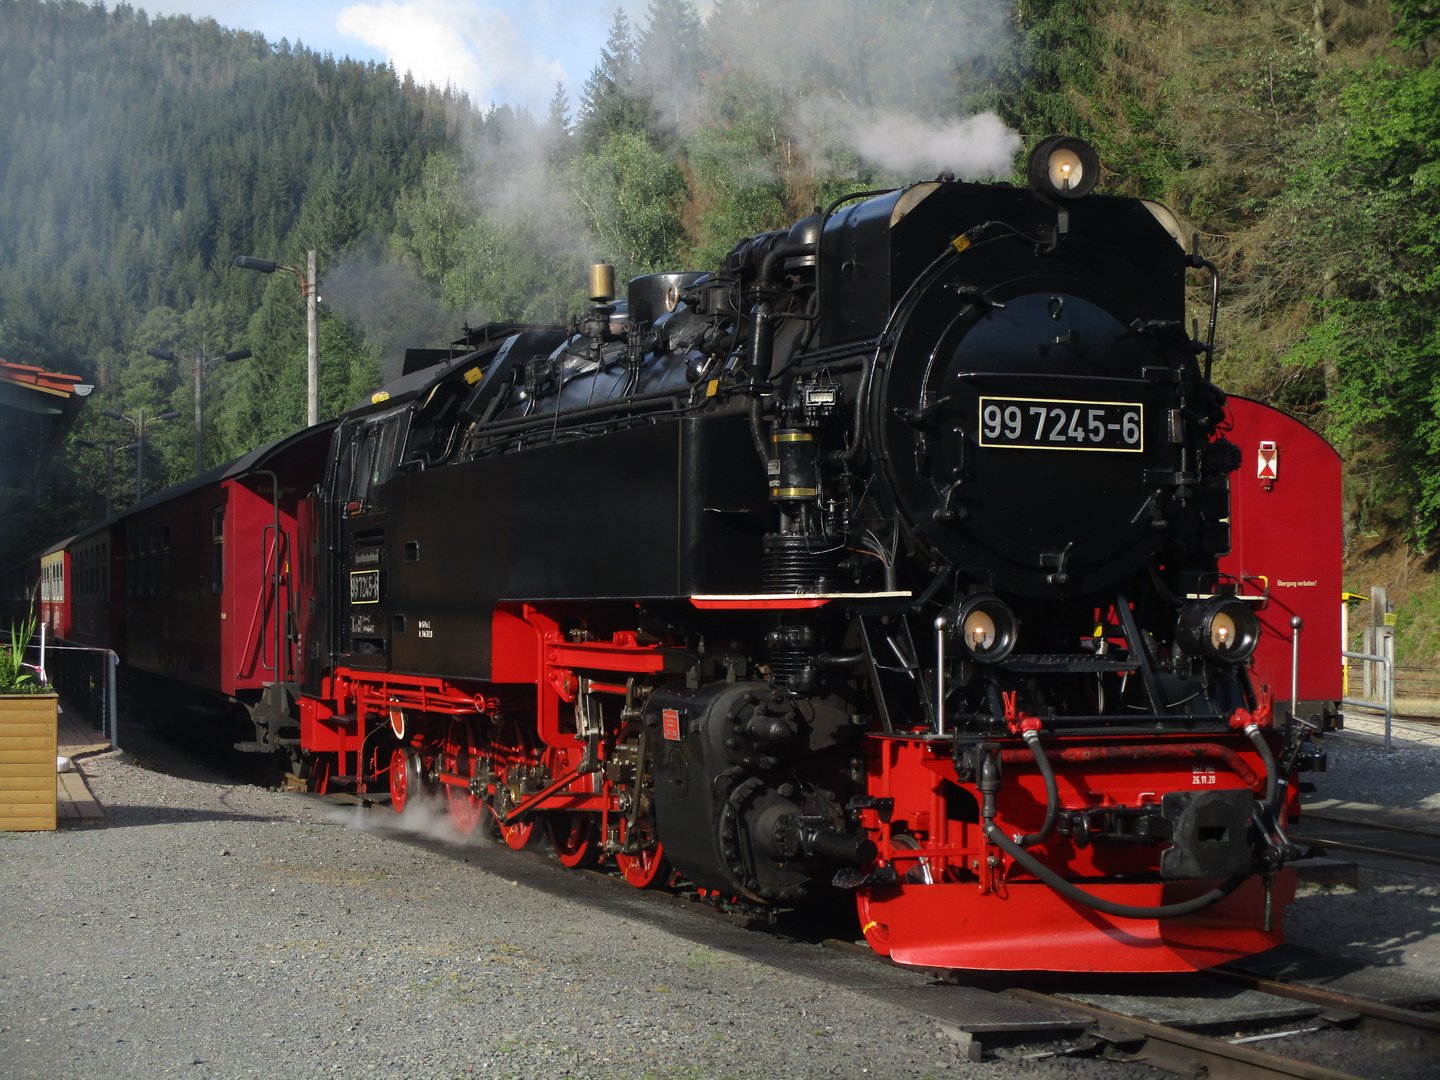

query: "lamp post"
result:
(146, 345), (251, 475)
(99, 408), (180, 502)
(236, 251), (319, 427)
(74, 438), (137, 519)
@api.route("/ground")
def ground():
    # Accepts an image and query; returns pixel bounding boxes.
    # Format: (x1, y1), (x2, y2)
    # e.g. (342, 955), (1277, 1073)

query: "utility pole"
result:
(135, 408), (146, 496)
(307, 249), (319, 428)
(146, 345), (249, 476)
(100, 406), (180, 503)
(74, 440), (134, 519)
(194, 346), (203, 474)
(236, 252), (320, 427)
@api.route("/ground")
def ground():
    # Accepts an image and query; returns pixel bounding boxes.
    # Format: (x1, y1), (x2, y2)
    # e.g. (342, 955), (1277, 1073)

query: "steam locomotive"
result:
(21, 136), (1341, 972)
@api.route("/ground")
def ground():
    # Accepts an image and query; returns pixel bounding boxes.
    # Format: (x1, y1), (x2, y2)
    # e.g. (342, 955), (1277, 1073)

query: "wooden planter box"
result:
(0, 693), (57, 831)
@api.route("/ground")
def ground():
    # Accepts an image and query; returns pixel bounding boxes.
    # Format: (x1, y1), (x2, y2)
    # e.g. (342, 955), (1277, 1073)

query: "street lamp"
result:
(74, 438), (137, 519)
(146, 345), (251, 476)
(99, 408), (180, 502)
(236, 251), (319, 427)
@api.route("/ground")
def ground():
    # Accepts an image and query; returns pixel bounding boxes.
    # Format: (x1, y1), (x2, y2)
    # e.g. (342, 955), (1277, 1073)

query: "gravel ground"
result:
(1283, 716), (1440, 983)
(0, 724), (1159, 1080)
(1315, 713), (1440, 812)
(2, 712), (1438, 1080)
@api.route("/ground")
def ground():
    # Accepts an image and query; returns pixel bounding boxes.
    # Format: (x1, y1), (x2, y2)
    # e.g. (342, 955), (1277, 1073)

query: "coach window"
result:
(102, 540), (108, 598)
(212, 507), (224, 595)
(161, 522), (171, 597)
(125, 536), (134, 598)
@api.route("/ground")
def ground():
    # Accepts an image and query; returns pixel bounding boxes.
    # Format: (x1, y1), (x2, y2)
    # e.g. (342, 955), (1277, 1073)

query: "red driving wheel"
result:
(487, 715), (539, 850)
(388, 746), (423, 814)
(615, 812), (670, 889)
(542, 745), (599, 868)
(443, 719), (483, 834)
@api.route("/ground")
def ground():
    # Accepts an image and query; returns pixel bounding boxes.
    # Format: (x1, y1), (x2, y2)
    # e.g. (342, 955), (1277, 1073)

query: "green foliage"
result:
(577, 10), (657, 150)
(683, 74), (795, 267)
(1279, 56), (1440, 538)
(572, 131), (688, 275)
(0, 613), (39, 693)
(982, 0), (1104, 140)
(1393, 0), (1440, 49)
(0, 0), (456, 562)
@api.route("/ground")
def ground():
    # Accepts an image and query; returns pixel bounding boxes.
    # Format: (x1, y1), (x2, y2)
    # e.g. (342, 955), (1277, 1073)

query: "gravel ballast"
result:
(1, 712), (1438, 1080)
(0, 729), (1106, 1080)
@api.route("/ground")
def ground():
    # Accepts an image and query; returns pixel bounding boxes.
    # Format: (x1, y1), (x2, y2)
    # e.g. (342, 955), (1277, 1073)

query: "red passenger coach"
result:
(67, 525), (123, 651)
(120, 424), (334, 699)
(39, 541), (73, 640)
(1219, 397), (1344, 716)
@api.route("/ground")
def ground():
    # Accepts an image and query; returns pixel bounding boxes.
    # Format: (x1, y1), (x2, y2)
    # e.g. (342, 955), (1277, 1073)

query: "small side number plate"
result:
(979, 396), (1143, 452)
(349, 569), (380, 604)
(662, 709), (681, 741)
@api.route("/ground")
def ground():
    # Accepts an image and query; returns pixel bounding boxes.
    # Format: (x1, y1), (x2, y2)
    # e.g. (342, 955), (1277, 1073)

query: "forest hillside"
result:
(1, 0), (1437, 657)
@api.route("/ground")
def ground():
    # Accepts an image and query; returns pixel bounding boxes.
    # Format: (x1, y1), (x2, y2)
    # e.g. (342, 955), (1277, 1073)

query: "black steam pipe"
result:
(747, 241), (816, 466)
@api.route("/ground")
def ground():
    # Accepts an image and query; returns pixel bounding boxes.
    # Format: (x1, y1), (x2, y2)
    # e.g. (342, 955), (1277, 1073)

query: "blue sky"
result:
(142, 1), (649, 114)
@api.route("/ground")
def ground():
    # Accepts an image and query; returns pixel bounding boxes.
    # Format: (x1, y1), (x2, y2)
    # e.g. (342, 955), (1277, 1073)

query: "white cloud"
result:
(336, 0), (571, 110)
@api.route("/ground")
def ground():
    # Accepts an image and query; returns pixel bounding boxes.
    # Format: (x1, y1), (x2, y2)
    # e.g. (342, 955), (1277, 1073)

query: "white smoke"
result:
(829, 108), (1023, 179)
(326, 784), (501, 848)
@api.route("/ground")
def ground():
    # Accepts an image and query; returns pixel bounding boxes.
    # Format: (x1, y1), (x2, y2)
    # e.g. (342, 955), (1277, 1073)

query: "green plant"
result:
(0, 613), (40, 694)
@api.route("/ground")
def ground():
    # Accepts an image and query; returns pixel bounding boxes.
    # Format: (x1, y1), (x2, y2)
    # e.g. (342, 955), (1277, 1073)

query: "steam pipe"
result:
(747, 241), (816, 467)
(1289, 615), (1302, 723)
(1187, 243), (1220, 382)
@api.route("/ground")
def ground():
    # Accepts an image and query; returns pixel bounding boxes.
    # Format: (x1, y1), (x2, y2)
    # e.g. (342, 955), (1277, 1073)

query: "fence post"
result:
(107, 651), (118, 750)
(1362, 626), (1374, 698)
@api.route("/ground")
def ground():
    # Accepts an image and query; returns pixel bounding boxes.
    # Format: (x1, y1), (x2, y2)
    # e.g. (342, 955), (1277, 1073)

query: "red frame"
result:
(854, 729), (1291, 971)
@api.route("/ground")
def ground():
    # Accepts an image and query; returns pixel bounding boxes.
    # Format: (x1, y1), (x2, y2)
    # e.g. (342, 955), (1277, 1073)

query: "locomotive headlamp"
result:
(1027, 136), (1101, 199)
(951, 595), (1018, 663)
(1177, 597), (1260, 663)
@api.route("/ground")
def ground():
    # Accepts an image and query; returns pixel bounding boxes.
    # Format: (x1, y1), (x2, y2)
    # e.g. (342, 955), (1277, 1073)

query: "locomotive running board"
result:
(690, 591), (911, 609)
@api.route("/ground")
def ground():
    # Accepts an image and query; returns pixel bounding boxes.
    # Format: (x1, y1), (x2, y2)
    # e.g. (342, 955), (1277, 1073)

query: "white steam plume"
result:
(836, 109), (1023, 179)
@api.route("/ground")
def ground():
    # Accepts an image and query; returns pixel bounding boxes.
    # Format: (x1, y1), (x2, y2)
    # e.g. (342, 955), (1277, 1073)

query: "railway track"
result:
(1290, 801), (1440, 869)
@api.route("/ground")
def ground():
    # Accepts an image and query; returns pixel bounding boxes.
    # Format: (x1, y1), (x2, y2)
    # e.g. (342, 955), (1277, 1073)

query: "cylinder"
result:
(588, 262), (616, 303)
(770, 429), (817, 500)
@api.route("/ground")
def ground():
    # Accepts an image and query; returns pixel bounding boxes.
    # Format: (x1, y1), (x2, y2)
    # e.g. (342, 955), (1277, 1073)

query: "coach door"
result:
(328, 405), (410, 672)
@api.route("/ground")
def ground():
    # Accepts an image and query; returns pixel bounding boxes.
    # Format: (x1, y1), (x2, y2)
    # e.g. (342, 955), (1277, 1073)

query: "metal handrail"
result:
(1341, 649), (1394, 750)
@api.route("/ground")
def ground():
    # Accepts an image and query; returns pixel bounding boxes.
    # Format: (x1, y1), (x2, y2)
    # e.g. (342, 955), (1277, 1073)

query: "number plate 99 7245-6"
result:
(978, 397), (1143, 452)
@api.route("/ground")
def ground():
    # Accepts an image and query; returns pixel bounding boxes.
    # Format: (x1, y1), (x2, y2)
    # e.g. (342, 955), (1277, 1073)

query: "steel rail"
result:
(1287, 832), (1440, 867)
(1205, 970), (1440, 1038)
(1289, 808), (1440, 866)
(1004, 988), (1365, 1080)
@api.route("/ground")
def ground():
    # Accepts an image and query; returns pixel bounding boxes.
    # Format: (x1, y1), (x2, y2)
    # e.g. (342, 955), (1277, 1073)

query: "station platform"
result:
(55, 701), (106, 825)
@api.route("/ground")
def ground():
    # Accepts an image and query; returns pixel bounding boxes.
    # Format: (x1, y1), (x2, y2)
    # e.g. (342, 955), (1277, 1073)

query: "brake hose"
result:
(981, 821), (1249, 919)
(1015, 729), (1059, 848)
(980, 742), (1248, 920)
